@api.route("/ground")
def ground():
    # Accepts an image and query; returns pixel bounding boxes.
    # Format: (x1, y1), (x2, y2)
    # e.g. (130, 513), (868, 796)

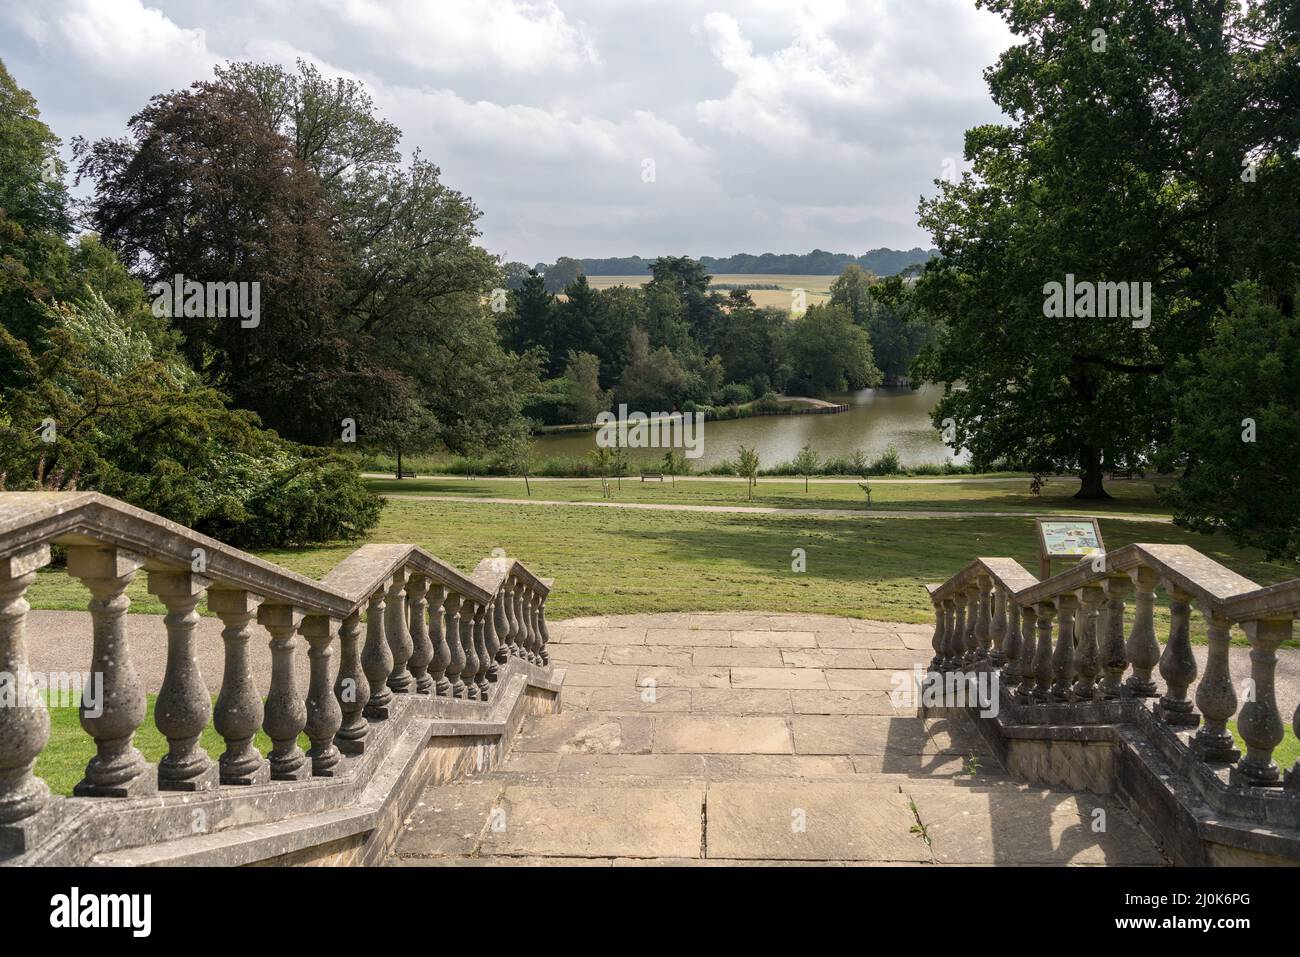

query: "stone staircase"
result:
(390, 613), (1165, 865)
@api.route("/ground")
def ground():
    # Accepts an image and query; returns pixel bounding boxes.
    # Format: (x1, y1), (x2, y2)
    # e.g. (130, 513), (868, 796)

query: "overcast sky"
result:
(2, 0), (1016, 265)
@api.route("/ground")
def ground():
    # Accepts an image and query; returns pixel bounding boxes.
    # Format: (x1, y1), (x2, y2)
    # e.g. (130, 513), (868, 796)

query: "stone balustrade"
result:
(0, 492), (554, 853)
(925, 543), (1300, 794)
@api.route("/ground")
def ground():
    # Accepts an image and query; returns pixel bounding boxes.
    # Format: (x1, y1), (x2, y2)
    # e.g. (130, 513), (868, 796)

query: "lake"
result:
(532, 385), (967, 469)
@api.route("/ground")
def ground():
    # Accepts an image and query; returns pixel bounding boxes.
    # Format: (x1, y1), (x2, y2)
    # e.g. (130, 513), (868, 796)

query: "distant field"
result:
(582, 274), (837, 310)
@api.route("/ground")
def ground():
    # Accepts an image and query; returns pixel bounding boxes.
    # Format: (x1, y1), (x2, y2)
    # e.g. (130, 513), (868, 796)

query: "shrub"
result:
(717, 382), (754, 406)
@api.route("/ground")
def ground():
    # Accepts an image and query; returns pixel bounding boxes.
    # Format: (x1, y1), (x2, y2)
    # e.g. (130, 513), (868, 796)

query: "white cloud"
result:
(322, 0), (598, 73)
(5, 0), (219, 82)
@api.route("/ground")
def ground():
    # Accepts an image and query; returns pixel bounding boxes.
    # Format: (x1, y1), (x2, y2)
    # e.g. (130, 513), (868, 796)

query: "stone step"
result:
(391, 778), (1166, 866)
(90, 805), (377, 867)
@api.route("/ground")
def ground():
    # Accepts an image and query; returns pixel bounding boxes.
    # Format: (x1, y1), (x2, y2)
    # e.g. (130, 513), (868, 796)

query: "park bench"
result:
(640, 471), (664, 482)
(396, 469), (416, 478)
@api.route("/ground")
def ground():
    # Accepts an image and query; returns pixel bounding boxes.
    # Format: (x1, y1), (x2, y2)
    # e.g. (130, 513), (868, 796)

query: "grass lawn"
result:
(38, 694), (308, 797)
(366, 475), (1177, 517)
(1229, 721), (1300, 772)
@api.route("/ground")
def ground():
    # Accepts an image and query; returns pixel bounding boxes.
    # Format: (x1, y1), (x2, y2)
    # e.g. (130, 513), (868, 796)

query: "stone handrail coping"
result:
(932, 542), (1293, 622)
(0, 491), (542, 617)
(1015, 543), (1260, 612)
(929, 556), (1039, 603)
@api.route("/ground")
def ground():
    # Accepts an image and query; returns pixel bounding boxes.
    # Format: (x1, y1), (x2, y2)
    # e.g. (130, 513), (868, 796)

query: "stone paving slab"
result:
(652, 715), (793, 754)
(692, 647), (785, 667)
(782, 648), (877, 669)
(644, 627), (732, 646)
(394, 781), (504, 859)
(815, 631), (908, 649)
(706, 783), (932, 862)
(585, 687), (692, 713)
(732, 630), (817, 648)
(550, 626), (647, 645)
(636, 665), (731, 688)
(790, 690), (898, 715)
(730, 667), (829, 689)
(481, 786), (704, 859)
(906, 783), (1165, 865)
(514, 713), (654, 754)
(691, 689), (793, 714)
(825, 669), (899, 691)
(792, 715), (933, 755)
(601, 645), (692, 666)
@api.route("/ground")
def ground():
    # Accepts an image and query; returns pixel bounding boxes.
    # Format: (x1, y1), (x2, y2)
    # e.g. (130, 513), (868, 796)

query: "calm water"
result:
(532, 385), (967, 469)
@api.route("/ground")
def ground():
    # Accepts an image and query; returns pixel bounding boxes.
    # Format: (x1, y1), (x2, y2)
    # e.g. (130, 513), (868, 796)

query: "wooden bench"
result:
(640, 471), (664, 483)
(396, 469), (416, 478)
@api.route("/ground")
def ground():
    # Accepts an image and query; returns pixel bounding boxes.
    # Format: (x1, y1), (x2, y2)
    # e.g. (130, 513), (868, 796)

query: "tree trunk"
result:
(396, 446), (403, 480)
(1074, 445), (1111, 500)
(524, 472), (531, 496)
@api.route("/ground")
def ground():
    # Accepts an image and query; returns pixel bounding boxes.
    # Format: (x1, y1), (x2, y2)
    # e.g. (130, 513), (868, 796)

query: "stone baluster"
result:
(148, 571), (218, 791)
(973, 575), (991, 660)
(949, 592), (967, 671)
(1099, 575), (1131, 699)
(258, 604), (310, 781)
(1191, 610), (1239, 763)
(429, 586), (452, 696)
(472, 603), (491, 698)
(1232, 617), (1291, 787)
(963, 584), (979, 664)
(527, 592), (543, 663)
(300, 614), (341, 776)
(1050, 593), (1078, 702)
(385, 568), (414, 694)
(498, 579), (517, 658)
(1072, 585), (1103, 701)
(361, 588), (393, 719)
(493, 592), (511, 667)
(928, 598), (945, 672)
(67, 546), (154, 798)
(208, 589), (269, 785)
(1001, 591), (1022, 686)
(1032, 601), (1055, 702)
(333, 611), (369, 755)
(989, 583), (1007, 666)
(444, 593), (467, 697)
(537, 595), (552, 665)
(937, 598), (955, 671)
(1289, 699), (1300, 792)
(1015, 605), (1036, 704)
(0, 545), (52, 828)
(460, 599), (481, 700)
(1157, 584), (1198, 727)
(1125, 566), (1160, 697)
(406, 574), (434, 694)
(484, 597), (502, 683)
(515, 586), (531, 661)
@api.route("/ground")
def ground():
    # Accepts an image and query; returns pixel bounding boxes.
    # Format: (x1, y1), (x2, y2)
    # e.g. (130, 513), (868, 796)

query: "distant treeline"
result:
(538, 248), (938, 277)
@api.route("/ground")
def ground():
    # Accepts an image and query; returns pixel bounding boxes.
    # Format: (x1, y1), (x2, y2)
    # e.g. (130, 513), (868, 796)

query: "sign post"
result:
(1035, 518), (1105, 581)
